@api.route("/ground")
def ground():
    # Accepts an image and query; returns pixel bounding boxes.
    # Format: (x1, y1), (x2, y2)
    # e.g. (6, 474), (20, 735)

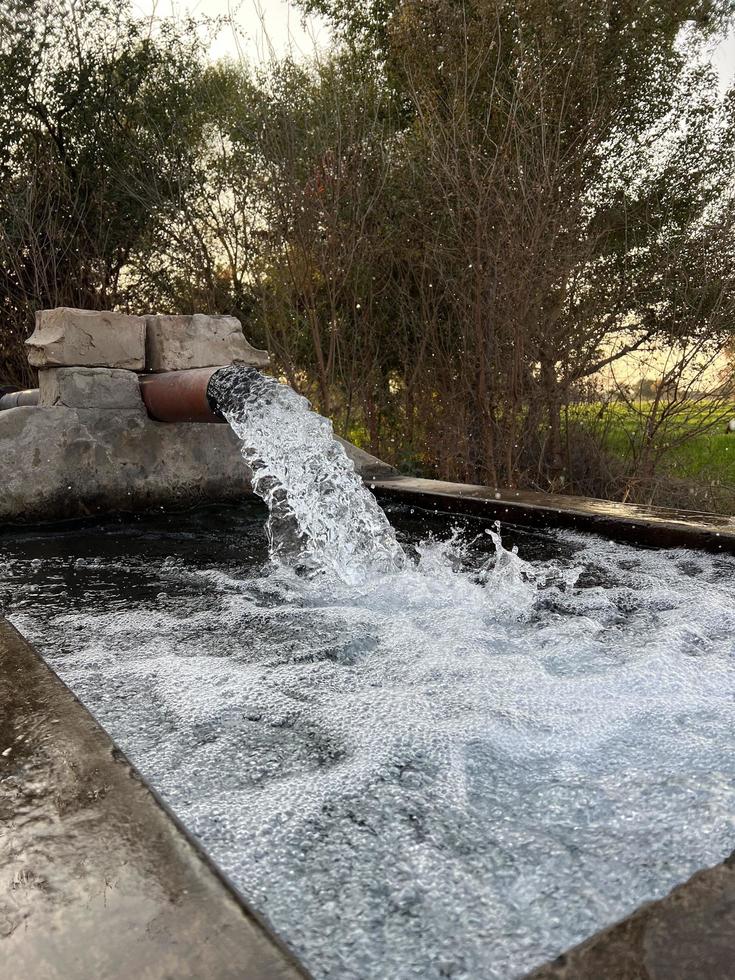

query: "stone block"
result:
(39, 367), (144, 411)
(26, 308), (146, 369)
(0, 404), (395, 523)
(145, 314), (270, 372)
(0, 405), (252, 523)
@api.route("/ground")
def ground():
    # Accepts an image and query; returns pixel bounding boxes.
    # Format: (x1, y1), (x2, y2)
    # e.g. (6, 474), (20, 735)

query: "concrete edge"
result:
(524, 850), (735, 979)
(0, 616), (311, 980)
(370, 476), (735, 553)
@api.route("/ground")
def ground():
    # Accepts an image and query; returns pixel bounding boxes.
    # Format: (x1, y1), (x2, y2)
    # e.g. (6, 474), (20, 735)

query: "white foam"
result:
(8, 528), (735, 978)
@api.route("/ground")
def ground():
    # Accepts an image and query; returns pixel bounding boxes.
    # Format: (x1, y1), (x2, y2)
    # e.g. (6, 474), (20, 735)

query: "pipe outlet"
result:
(139, 367), (225, 423)
(139, 365), (263, 423)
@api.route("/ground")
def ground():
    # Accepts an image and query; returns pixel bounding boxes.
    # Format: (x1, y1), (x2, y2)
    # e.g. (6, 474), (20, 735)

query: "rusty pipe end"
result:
(139, 367), (226, 423)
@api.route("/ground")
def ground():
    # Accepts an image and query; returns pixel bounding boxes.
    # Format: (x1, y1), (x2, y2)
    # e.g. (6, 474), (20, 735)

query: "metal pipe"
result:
(0, 366), (261, 421)
(141, 365), (264, 423)
(139, 367), (225, 423)
(0, 388), (39, 410)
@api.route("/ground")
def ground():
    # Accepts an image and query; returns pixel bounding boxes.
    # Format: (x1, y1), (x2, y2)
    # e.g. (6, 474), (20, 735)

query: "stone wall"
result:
(0, 308), (394, 523)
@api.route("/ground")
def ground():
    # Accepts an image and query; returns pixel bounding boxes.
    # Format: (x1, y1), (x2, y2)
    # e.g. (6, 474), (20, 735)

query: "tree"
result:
(251, 52), (404, 448)
(123, 61), (265, 331)
(0, 0), (216, 385)
(283, 0), (735, 489)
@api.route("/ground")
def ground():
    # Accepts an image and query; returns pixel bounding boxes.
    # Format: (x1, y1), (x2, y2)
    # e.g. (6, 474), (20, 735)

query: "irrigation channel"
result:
(3, 366), (735, 978)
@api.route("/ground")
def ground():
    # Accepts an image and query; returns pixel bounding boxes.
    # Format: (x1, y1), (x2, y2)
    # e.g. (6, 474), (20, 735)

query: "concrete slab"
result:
(145, 314), (270, 372)
(0, 406), (252, 522)
(39, 366), (145, 410)
(371, 475), (735, 553)
(335, 436), (396, 479)
(526, 852), (735, 979)
(0, 618), (310, 980)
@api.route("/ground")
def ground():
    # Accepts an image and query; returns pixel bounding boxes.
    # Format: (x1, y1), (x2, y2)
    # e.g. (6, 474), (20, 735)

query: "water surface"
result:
(2, 502), (734, 979)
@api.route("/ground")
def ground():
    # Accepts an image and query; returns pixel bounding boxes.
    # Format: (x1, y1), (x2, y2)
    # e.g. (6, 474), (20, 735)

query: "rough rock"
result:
(0, 407), (250, 522)
(0, 407), (393, 522)
(39, 367), (145, 411)
(26, 308), (146, 370)
(145, 314), (270, 372)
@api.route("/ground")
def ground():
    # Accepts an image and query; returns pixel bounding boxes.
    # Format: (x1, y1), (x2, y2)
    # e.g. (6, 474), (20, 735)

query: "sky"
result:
(132, 0), (330, 62)
(711, 26), (735, 88)
(132, 0), (735, 86)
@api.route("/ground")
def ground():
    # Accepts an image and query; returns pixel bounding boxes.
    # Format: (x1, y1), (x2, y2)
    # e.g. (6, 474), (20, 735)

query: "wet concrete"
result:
(527, 851), (735, 979)
(0, 617), (310, 980)
(372, 476), (735, 553)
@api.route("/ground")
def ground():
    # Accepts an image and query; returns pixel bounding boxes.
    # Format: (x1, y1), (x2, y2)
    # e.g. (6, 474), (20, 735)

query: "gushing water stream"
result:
(209, 366), (406, 582)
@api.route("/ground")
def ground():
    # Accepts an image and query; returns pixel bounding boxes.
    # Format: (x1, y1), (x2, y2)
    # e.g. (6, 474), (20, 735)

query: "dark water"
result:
(0, 502), (568, 617)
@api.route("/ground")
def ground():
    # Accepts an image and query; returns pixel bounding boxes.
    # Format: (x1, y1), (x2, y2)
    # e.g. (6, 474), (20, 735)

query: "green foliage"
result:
(298, 0), (399, 49)
(568, 400), (735, 510)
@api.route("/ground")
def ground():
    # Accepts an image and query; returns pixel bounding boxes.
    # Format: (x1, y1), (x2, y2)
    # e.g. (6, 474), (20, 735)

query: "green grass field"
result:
(570, 401), (735, 506)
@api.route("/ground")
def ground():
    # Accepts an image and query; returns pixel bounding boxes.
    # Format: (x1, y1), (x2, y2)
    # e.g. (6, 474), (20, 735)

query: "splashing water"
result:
(5, 508), (735, 979)
(5, 500), (735, 978)
(209, 366), (406, 582)
(5, 368), (735, 978)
